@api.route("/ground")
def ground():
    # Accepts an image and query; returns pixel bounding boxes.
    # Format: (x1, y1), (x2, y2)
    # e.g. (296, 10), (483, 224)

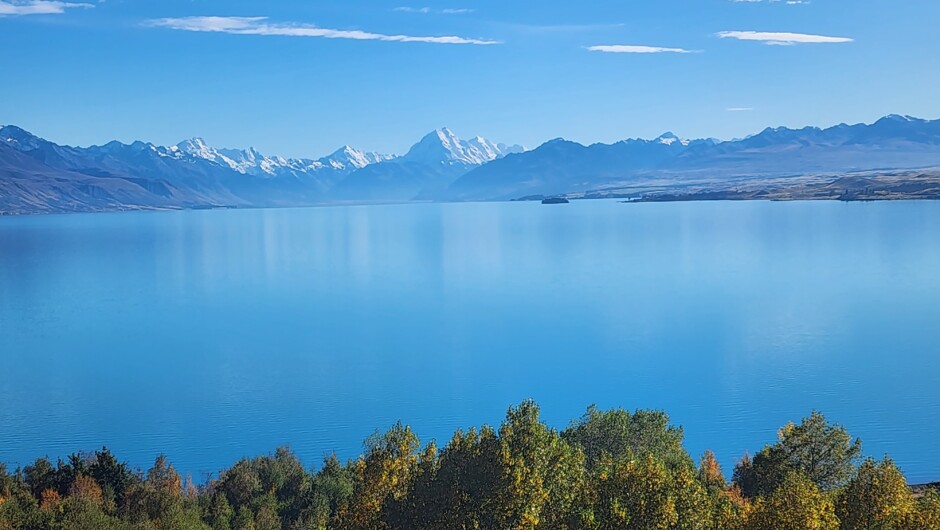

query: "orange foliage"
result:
(70, 474), (104, 506)
(40, 488), (61, 510)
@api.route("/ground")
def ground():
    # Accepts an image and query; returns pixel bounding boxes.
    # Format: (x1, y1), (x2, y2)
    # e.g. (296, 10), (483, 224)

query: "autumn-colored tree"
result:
(747, 472), (839, 530)
(587, 453), (680, 530)
(837, 457), (915, 530)
(697, 450), (726, 493)
(382, 439), (440, 530)
(123, 455), (186, 526)
(712, 486), (753, 530)
(905, 489), (940, 530)
(674, 464), (714, 530)
(70, 474), (103, 507)
(496, 400), (585, 530)
(39, 488), (61, 511)
(335, 422), (422, 530)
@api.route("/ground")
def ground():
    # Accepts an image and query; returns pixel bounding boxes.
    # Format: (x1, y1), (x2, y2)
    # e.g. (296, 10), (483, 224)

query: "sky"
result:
(1, 0), (939, 158)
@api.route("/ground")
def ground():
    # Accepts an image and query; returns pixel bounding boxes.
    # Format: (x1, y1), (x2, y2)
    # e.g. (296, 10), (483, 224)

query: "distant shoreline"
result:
(580, 168), (940, 204)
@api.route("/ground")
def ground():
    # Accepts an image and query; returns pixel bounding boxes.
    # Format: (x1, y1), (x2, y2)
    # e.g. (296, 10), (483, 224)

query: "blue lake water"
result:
(1, 200), (939, 483)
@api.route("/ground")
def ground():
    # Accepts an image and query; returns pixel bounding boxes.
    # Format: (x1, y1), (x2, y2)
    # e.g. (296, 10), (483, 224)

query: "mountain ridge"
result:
(3, 115), (940, 214)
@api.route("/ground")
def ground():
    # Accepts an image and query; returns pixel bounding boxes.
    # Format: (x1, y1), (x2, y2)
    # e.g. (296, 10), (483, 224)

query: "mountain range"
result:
(2, 115), (940, 214)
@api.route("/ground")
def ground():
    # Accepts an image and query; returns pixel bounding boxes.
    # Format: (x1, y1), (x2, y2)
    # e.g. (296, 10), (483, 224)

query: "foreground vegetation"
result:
(1, 402), (938, 530)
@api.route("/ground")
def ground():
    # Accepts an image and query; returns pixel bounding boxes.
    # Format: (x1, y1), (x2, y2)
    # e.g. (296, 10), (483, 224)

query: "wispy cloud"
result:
(147, 16), (499, 45)
(717, 31), (852, 45)
(0, 0), (93, 16)
(587, 44), (695, 54)
(727, 107), (754, 112)
(394, 7), (475, 15)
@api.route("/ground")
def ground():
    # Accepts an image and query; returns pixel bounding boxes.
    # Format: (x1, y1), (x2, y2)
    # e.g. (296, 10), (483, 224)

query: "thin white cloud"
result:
(717, 30), (852, 45)
(147, 16), (499, 45)
(727, 107), (754, 112)
(394, 7), (475, 15)
(587, 44), (694, 54)
(0, 0), (92, 16)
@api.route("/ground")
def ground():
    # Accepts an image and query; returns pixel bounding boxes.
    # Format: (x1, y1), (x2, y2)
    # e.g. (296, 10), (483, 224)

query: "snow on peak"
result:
(656, 132), (690, 146)
(323, 145), (395, 170)
(404, 128), (519, 166)
(0, 125), (44, 151)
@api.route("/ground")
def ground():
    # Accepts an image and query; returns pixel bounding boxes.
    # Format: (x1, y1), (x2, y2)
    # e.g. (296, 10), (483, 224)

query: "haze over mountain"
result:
(444, 115), (940, 200)
(2, 115), (940, 214)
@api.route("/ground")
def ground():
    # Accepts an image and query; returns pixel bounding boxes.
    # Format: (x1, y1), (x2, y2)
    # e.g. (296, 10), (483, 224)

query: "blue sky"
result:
(1, 0), (939, 158)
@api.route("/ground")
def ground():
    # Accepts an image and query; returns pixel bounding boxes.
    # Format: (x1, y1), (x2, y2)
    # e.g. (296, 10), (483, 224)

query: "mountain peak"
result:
(0, 125), (44, 151)
(323, 145), (394, 170)
(656, 132), (686, 146)
(405, 128), (516, 166)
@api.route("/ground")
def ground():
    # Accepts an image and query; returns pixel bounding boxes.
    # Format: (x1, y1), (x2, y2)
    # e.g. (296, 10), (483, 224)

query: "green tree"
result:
(735, 411), (861, 496)
(837, 457), (915, 530)
(562, 406), (693, 471)
(23, 458), (58, 500)
(54, 496), (130, 530)
(308, 454), (354, 529)
(411, 426), (505, 530)
(206, 493), (234, 530)
(88, 447), (137, 507)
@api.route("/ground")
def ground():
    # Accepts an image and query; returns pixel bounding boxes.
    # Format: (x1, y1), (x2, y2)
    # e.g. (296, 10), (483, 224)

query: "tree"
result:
(697, 450), (726, 493)
(88, 447), (137, 507)
(837, 457), (915, 530)
(905, 489), (940, 530)
(23, 458), (57, 500)
(335, 422), (422, 530)
(123, 455), (184, 525)
(216, 459), (262, 512)
(308, 454), (354, 528)
(673, 464), (714, 530)
(738, 411), (862, 496)
(496, 400), (583, 530)
(562, 406), (693, 471)
(712, 487), (753, 530)
(206, 493), (234, 530)
(70, 475), (104, 507)
(583, 454), (678, 530)
(747, 472), (839, 530)
(406, 426), (505, 530)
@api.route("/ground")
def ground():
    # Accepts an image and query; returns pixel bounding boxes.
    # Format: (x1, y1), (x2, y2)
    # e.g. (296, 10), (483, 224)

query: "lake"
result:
(1, 200), (939, 483)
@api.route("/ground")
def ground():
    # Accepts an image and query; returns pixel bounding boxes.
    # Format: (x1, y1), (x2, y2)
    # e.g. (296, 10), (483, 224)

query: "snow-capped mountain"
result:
(400, 128), (524, 167)
(443, 116), (940, 200)
(173, 138), (395, 180)
(324, 145), (397, 171)
(331, 128), (524, 201)
(5, 115), (940, 214)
